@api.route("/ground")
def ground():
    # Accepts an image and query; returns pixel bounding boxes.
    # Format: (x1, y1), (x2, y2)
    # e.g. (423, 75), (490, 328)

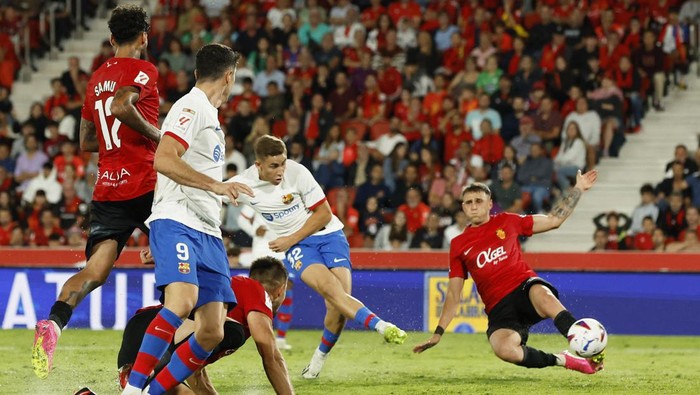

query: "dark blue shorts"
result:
(150, 219), (236, 309)
(284, 230), (352, 277)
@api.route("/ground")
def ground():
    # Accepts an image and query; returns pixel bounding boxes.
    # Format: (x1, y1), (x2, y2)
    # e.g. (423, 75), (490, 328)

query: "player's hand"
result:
(413, 334), (441, 353)
(269, 236), (295, 254)
(255, 226), (267, 237)
(140, 248), (154, 265)
(574, 169), (598, 192)
(213, 181), (254, 206)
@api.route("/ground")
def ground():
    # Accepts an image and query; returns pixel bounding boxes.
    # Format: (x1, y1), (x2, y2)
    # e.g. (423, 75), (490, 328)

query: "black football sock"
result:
(48, 301), (73, 330)
(517, 345), (558, 368)
(554, 310), (577, 338)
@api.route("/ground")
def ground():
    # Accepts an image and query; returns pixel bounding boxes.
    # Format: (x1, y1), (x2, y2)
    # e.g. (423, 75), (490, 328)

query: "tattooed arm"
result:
(79, 119), (99, 152)
(532, 170), (599, 234)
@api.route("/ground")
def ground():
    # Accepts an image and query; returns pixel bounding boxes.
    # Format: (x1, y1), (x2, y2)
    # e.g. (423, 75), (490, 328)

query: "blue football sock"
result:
(318, 327), (340, 354)
(354, 306), (381, 330)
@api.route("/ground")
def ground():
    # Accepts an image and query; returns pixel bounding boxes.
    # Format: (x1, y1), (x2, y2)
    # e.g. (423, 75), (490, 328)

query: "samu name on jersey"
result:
(230, 160), (343, 237)
(147, 87), (226, 238)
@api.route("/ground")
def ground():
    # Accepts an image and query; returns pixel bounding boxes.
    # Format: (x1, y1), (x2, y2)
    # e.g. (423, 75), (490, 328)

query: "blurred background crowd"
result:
(0, 0), (699, 252)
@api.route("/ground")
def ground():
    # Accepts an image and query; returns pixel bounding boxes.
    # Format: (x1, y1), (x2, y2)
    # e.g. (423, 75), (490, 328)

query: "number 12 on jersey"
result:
(95, 97), (122, 150)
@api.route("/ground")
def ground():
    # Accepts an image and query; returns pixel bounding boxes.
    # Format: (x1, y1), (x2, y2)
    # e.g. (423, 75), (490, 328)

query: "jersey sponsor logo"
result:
(496, 229), (506, 240)
(178, 262), (191, 274)
(213, 145), (223, 162)
(97, 167), (131, 187)
(134, 71), (150, 85)
(261, 203), (301, 222)
(475, 246), (508, 268)
(282, 193), (294, 204)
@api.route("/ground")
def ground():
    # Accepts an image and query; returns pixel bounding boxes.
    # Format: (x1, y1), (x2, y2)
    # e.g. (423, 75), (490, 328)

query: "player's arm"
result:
(413, 276), (465, 353)
(532, 169), (598, 234)
(110, 86), (161, 143)
(154, 135), (254, 204)
(269, 200), (332, 253)
(79, 118), (99, 152)
(248, 311), (295, 395)
(184, 366), (218, 395)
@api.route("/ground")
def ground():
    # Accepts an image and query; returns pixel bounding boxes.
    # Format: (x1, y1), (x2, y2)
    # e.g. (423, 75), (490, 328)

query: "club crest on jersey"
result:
(282, 193), (294, 204)
(134, 70), (150, 85)
(496, 229), (506, 239)
(178, 262), (190, 274)
(292, 260), (302, 271)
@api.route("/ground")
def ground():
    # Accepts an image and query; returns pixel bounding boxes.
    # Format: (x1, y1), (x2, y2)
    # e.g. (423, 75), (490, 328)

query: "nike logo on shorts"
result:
(333, 258), (347, 263)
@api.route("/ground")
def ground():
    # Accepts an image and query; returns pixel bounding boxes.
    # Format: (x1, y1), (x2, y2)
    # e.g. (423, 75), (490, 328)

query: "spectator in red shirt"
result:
(599, 31), (630, 71)
(633, 216), (656, 250)
(332, 187), (360, 239)
(29, 208), (64, 247)
(473, 119), (505, 167)
(0, 207), (16, 246)
(361, 0), (386, 29)
(376, 55), (403, 101)
(358, 75), (386, 124)
(54, 142), (85, 183)
(540, 25), (567, 74)
(443, 32), (469, 75)
(388, 0), (422, 26)
(398, 187), (431, 233)
(91, 40), (114, 72)
(156, 59), (178, 100)
(44, 79), (69, 117)
(623, 17), (642, 52)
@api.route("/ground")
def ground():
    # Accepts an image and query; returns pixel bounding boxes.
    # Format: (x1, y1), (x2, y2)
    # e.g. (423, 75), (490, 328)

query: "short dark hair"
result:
(195, 43), (241, 82)
(462, 183), (492, 198)
(249, 256), (288, 290)
(640, 183), (655, 195)
(108, 4), (150, 45)
(254, 135), (287, 160)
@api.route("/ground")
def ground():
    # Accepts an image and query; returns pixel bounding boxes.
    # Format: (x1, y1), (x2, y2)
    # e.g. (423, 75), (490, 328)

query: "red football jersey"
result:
(81, 57), (159, 201)
(449, 213), (537, 313)
(227, 276), (274, 338)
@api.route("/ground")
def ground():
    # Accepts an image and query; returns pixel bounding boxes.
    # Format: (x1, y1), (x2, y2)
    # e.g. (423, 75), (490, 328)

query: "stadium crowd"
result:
(1, 0), (700, 252)
(591, 143), (700, 252)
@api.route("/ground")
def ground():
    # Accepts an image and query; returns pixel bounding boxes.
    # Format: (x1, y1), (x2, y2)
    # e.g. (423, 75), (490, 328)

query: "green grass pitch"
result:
(2, 329), (699, 394)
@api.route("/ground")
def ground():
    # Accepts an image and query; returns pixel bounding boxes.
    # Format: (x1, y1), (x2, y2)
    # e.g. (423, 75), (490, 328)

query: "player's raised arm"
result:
(413, 276), (465, 353)
(532, 169), (598, 234)
(111, 85), (161, 143)
(248, 311), (295, 395)
(154, 134), (254, 204)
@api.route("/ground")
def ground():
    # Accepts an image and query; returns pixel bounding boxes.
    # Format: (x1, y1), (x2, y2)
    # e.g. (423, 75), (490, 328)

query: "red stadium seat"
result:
(341, 119), (368, 140)
(370, 120), (391, 141)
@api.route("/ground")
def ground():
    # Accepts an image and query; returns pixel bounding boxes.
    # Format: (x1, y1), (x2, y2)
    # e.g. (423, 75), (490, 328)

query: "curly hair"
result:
(108, 4), (150, 45)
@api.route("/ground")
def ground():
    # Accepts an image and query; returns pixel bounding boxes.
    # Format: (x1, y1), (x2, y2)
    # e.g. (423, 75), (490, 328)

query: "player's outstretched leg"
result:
(275, 280), (294, 351)
(32, 240), (118, 378)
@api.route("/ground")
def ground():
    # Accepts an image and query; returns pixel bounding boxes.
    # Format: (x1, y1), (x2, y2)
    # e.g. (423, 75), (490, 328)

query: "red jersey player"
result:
(33, 5), (162, 379)
(117, 257), (294, 395)
(414, 170), (605, 374)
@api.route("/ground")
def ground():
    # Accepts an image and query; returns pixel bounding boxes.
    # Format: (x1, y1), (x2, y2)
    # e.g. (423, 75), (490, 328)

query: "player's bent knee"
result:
(196, 325), (224, 349)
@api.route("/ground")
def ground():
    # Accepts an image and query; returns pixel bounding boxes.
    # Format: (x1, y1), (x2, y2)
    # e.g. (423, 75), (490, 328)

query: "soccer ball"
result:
(567, 318), (608, 358)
